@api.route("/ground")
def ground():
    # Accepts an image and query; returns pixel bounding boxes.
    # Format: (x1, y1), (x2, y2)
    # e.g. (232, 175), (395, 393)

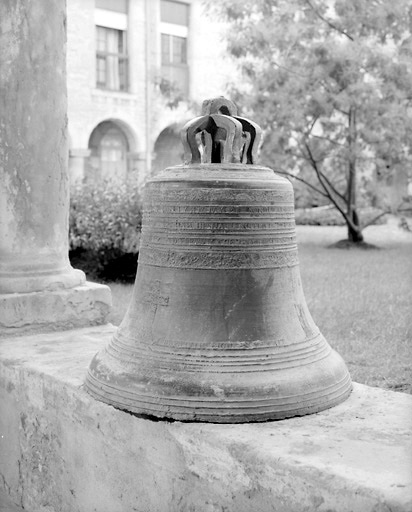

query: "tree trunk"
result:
(346, 107), (363, 242)
(347, 208), (364, 242)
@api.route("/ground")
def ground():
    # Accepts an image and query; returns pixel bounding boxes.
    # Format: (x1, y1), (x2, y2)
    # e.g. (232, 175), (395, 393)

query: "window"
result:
(160, 1), (190, 96)
(88, 121), (129, 182)
(100, 130), (125, 163)
(161, 0), (189, 25)
(96, 26), (128, 91)
(161, 34), (187, 65)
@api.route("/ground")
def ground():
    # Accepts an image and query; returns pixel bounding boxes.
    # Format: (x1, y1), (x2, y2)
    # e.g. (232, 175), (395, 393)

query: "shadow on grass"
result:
(70, 249), (138, 284)
(328, 240), (380, 250)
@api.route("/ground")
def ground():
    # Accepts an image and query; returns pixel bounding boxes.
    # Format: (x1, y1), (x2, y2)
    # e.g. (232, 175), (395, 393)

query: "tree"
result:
(207, 0), (412, 243)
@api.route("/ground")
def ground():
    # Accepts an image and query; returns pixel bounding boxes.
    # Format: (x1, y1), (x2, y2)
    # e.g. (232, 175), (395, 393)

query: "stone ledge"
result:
(0, 491), (24, 512)
(0, 282), (112, 335)
(0, 325), (411, 512)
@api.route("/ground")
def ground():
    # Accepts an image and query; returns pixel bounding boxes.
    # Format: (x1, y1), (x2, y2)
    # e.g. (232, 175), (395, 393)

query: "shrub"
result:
(294, 205), (387, 226)
(69, 180), (142, 281)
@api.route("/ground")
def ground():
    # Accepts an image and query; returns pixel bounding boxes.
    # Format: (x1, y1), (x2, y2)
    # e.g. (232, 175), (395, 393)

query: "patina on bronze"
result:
(85, 97), (352, 422)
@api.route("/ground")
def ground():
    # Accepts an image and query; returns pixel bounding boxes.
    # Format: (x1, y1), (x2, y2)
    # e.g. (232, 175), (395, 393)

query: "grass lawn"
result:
(107, 220), (412, 394)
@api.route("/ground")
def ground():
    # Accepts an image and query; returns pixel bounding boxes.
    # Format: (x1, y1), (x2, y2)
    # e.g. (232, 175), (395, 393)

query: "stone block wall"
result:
(1, 326), (411, 511)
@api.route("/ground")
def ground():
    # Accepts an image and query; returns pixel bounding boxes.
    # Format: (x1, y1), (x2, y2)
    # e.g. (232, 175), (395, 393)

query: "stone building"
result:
(67, 0), (236, 187)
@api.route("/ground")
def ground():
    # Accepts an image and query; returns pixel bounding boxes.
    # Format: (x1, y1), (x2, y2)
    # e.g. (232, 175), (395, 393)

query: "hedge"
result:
(69, 180), (142, 281)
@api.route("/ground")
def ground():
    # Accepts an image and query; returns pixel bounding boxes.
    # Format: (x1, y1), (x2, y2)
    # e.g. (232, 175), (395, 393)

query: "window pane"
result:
(101, 147), (123, 162)
(96, 56), (106, 86)
(172, 36), (187, 64)
(95, 26), (128, 91)
(123, 31), (127, 53)
(96, 26), (107, 51)
(118, 31), (125, 53)
(161, 33), (171, 64)
(106, 28), (119, 54)
(96, 0), (128, 13)
(160, 0), (189, 26)
(119, 57), (128, 91)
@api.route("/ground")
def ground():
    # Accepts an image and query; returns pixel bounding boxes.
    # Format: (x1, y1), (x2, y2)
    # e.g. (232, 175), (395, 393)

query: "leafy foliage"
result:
(207, 0), (412, 241)
(156, 77), (185, 109)
(69, 180), (142, 281)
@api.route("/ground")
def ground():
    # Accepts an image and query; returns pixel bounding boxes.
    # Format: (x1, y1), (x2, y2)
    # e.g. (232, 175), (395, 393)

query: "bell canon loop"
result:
(85, 97), (352, 423)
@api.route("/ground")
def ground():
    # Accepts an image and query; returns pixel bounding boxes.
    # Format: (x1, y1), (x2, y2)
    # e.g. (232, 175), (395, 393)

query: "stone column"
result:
(0, 0), (111, 332)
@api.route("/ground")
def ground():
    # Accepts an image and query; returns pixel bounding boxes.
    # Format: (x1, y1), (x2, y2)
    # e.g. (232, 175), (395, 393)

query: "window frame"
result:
(95, 25), (129, 92)
(161, 33), (187, 66)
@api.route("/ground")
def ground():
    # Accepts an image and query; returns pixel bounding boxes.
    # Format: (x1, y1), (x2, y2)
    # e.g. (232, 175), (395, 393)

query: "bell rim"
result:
(85, 347), (352, 423)
(85, 371), (352, 423)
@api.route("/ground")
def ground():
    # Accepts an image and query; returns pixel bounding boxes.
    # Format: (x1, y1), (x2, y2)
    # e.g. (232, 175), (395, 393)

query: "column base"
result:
(0, 266), (86, 294)
(0, 282), (112, 335)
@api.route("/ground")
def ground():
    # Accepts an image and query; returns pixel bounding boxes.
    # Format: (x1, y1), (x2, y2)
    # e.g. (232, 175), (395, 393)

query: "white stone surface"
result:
(0, 325), (411, 512)
(0, 491), (24, 512)
(0, 282), (112, 335)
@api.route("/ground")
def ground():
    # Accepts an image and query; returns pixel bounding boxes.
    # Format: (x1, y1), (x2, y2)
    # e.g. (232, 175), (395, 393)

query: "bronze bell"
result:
(85, 97), (352, 423)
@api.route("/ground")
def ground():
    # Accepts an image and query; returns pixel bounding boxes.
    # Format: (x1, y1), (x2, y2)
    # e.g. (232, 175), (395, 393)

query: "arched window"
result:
(88, 121), (129, 181)
(152, 124), (185, 176)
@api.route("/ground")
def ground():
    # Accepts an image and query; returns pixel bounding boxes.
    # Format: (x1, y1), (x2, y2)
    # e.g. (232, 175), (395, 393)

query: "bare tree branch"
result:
(304, 0), (354, 41)
(270, 59), (311, 79)
(317, 168), (347, 203)
(360, 211), (389, 230)
(272, 168), (329, 197)
(307, 115), (320, 135)
(326, 103), (350, 116)
(311, 134), (346, 147)
(279, 143), (348, 202)
(304, 142), (359, 231)
(301, 139), (348, 202)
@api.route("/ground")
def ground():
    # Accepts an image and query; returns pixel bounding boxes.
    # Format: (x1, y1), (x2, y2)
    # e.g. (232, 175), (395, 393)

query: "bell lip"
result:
(85, 372), (353, 423)
(86, 382), (353, 424)
(84, 347), (353, 423)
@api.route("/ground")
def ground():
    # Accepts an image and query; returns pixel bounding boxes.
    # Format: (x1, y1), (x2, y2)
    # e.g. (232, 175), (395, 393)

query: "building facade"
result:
(67, 0), (236, 187)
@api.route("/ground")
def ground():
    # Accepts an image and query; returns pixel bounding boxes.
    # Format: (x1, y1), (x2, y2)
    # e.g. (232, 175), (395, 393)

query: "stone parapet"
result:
(0, 492), (23, 512)
(0, 325), (411, 511)
(0, 283), (111, 336)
